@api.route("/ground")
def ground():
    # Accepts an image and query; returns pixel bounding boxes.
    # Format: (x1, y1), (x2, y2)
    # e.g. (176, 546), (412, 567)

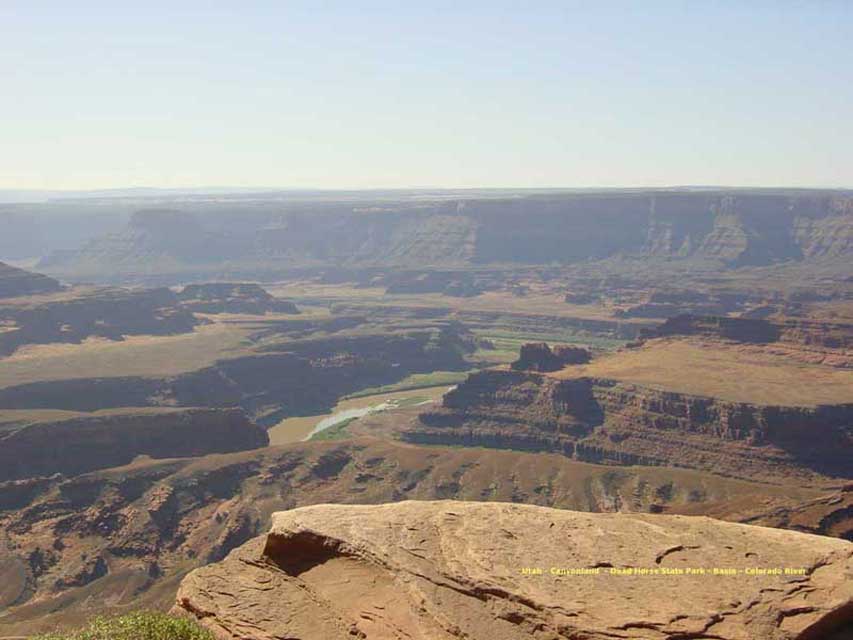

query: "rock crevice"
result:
(175, 501), (853, 640)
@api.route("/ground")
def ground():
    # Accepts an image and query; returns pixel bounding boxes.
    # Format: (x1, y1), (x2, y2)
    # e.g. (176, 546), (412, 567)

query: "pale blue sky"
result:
(2, 1), (851, 190)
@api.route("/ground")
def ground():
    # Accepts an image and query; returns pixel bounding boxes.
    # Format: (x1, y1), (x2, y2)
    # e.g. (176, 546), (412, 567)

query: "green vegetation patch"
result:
(344, 371), (471, 398)
(31, 611), (213, 640)
(389, 395), (430, 408)
(310, 416), (359, 441)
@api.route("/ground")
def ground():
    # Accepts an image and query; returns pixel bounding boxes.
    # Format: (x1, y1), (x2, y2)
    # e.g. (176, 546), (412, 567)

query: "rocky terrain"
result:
(0, 262), (62, 298)
(175, 500), (853, 640)
(407, 322), (853, 484)
(1, 438), (850, 634)
(0, 407), (267, 481)
(0, 286), (200, 357)
(642, 314), (853, 367)
(34, 190), (853, 282)
(177, 283), (299, 315)
(409, 370), (852, 483)
(0, 280), (305, 358)
(2, 189), (852, 637)
(0, 325), (474, 423)
(511, 342), (591, 372)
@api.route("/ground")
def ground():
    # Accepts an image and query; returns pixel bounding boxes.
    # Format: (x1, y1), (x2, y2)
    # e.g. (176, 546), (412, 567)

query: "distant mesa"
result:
(178, 282), (299, 315)
(512, 342), (591, 372)
(641, 313), (782, 343)
(0, 286), (201, 357)
(0, 261), (62, 299)
(128, 208), (204, 233)
(36, 190), (853, 281)
(175, 500), (853, 640)
(641, 313), (853, 352)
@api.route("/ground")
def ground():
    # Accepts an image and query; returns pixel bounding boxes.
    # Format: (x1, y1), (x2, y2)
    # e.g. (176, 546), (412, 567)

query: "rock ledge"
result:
(175, 500), (852, 640)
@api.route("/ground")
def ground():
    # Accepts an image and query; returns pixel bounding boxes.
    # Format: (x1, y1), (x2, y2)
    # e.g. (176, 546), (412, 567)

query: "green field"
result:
(309, 416), (360, 441)
(344, 371), (470, 398)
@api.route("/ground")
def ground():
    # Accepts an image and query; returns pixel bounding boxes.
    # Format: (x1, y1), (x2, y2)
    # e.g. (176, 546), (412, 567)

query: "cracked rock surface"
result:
(175, 500), (852, 640)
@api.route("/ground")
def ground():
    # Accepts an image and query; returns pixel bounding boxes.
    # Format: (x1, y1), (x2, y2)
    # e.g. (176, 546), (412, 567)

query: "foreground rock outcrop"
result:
(2, 440), (849, 633)
(176, 500), (852, 640)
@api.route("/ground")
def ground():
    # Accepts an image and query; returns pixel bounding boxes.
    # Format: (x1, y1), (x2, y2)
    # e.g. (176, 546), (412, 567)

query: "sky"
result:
(2, 1), (851, 190)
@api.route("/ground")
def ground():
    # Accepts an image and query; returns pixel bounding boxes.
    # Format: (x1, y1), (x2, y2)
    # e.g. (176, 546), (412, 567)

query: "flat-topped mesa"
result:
(512, 342), (591, 372)
(178, 282), (299, 314)
(643, 313), (853, 351)
(174, 500), (853, 640)
(409, 369), (853, 483)
(642, 314), (782, 343)
(39, 191), (853, 280)
(0, 286), (201, 357)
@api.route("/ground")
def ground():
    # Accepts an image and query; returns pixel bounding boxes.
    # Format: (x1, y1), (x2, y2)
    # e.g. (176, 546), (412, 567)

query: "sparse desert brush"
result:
(30, 611), (213, 640)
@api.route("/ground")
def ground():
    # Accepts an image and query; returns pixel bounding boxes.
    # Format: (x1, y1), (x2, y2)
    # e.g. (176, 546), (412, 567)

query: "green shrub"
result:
(31, 611), (213, 640)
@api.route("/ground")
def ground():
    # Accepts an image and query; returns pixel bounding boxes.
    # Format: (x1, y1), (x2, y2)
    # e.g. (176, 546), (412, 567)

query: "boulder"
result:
(175, 500), (853, 640)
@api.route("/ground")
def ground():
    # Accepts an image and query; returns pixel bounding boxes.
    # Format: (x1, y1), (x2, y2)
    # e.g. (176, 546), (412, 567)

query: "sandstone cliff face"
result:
(175, 501), (853, 640)
(39, 191), (853, 280)
(409, 370), (853, 483)
(0, 262), (62, 299)
(0, 408), (268, 482)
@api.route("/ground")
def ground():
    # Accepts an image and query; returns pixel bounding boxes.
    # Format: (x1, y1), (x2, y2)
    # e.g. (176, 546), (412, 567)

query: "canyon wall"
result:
(407, 370), (853, 483)
(0, 327), (473, 421)
(38, 191), (853, 280)
(0, 408), (268, 482)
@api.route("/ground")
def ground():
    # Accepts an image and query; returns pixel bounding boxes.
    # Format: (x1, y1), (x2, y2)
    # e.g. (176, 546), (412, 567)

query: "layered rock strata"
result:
(175, 500), (853, 640)
(408, 370), (853, 483)
(0, 408), (267, 481)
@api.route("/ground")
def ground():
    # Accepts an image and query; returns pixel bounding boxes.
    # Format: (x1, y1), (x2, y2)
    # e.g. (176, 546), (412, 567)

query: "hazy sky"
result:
(2, 1), (851, 190)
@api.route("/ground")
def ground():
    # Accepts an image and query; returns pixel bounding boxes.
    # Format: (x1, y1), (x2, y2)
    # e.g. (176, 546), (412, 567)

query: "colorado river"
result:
(267, 385), (452, 445)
